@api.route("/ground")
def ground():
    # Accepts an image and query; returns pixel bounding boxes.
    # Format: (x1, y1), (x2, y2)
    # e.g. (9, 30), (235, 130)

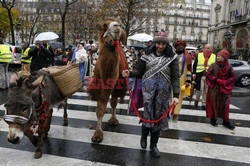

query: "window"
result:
(245, 1), (249, 15)
(229, 11), (235, 22)
(229, 60), (244, 67)
(183, 19), (186, 25)
(230, 0), (236, 4)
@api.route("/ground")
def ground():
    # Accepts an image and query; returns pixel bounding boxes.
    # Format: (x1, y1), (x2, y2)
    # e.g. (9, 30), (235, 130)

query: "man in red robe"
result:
(206, 49), (236, 130)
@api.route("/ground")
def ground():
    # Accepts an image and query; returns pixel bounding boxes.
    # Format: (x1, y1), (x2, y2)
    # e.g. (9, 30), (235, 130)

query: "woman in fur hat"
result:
(122, 31), (180, 157)
(206, 49), (236, 130)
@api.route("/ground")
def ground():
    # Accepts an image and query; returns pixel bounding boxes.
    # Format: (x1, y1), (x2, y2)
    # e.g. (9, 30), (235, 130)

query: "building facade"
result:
(208, 0), (250, 58)
(136, 0), (211, 47)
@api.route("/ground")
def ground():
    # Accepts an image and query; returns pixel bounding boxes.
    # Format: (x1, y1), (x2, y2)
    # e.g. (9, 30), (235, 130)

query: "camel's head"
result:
(98, 18), (126, 47)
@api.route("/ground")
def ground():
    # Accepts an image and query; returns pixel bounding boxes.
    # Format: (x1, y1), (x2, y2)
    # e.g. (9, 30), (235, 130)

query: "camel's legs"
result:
(108, 95), (119, 126)
(92, 100), (107, 143)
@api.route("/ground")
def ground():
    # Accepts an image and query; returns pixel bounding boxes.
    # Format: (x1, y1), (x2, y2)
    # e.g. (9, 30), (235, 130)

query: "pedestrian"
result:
(122, 31), (180, 158)
(0, 37), (12, 89)
(206, 49), (236, 130)
(20, 41), (31, 72)
(71, 43), (88, 81)
(129, 47), (138, 70)
(85, 40), (97, 76)
(24, 41), (54, 72)
(145, 40), (153, 54)
(192, 44), (216, 110)
(172, 40), (192, 121)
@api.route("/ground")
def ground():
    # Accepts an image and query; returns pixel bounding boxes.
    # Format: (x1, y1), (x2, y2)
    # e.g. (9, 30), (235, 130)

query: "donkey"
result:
(3, 71), (68, 159)
(87, 18), (128, 143)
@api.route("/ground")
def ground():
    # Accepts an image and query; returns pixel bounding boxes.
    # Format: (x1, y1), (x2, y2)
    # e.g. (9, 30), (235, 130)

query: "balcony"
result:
(235, 14), (247, 22)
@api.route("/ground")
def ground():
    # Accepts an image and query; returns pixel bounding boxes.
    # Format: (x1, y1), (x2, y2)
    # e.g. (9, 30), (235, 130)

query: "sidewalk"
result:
(231, 86), (250, 97)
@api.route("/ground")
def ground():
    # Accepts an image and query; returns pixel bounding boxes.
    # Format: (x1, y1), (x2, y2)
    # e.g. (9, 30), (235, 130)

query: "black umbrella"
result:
(50, 42), (63, 49)
(128, 44), (147, 50)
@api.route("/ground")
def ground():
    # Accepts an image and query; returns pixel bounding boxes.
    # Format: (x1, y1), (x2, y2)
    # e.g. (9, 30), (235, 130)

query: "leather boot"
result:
(150, 130), (161, 158)
(140, 125), (150, 149)
(195, 90), (201, 109)
(210, 118), (218, 127)
(223, 121), (235, 130)
(173, 114), (179, 122)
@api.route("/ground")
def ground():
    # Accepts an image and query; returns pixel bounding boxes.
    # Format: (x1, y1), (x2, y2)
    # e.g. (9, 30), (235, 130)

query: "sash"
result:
(142, 54), (178, 83)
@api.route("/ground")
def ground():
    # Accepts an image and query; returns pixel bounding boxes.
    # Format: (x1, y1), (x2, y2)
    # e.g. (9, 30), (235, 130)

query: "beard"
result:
(176, 50), (184, 55)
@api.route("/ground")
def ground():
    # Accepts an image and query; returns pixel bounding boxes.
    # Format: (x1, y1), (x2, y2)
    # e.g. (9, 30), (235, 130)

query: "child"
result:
(205, 49), (236, 130)
(75, 44), (88, 64)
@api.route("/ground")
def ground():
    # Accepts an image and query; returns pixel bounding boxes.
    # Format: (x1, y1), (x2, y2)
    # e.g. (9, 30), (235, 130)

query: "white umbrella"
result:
(35, 32), (59, 41)
(128, 33), (153, 42)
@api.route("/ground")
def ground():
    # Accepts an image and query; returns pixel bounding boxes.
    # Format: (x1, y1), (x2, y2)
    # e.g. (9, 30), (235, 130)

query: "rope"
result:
(113, 40), (176, 123)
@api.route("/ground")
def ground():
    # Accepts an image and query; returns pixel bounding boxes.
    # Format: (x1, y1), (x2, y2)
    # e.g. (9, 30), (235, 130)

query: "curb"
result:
(231, 88), (250, 97)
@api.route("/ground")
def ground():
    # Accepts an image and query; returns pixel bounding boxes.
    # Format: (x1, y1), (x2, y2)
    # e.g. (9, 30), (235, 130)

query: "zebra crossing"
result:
(0, 91), (250, 166)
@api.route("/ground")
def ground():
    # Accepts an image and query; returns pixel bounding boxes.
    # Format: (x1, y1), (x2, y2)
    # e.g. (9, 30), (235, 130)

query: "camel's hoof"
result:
(34, 149), (42, 159)
(108, 117), (119, 126)
(43, 133), (48, 139)
(91, 130), (103, 143)
(63, 120), (68, 126)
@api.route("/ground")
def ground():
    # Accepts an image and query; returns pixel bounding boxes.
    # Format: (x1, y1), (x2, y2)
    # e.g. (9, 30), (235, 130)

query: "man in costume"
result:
(122, 31), (180, 157)
(172, 40), (192, 121)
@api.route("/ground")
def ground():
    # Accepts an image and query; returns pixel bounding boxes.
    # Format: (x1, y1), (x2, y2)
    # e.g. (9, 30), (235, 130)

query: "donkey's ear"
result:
(31, 75), (44, 87)
(9, 72), (19, 85)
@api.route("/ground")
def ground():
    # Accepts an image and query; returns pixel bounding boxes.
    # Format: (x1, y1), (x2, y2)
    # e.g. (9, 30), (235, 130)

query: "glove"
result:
(217, 79), (226, 85)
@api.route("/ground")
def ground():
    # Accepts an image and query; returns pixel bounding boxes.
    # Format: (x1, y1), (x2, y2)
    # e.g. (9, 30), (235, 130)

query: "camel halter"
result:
(113, 40), (176, 123)
(103, 21), (121, 41)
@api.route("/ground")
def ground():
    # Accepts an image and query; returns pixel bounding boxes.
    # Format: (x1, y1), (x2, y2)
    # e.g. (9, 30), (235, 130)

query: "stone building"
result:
(137, 0), (211, 47)
(208, 0), (250, 58)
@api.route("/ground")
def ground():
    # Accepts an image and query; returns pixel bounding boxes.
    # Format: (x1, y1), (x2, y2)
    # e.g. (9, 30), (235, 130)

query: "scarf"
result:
(203, 51), (212, 67)
(217, 61), (230, 78)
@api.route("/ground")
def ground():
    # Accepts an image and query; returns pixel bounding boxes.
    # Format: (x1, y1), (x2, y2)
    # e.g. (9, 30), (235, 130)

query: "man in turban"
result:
(206, 49), (236, 130)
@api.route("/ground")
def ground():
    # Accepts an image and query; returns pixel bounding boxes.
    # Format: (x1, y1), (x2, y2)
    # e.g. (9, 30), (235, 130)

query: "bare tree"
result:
(54, 0), (78, 49)
(26, 0), (46, 44)
(94, 0), (184, 44)
(66, 0), (97, 44)
(0, 0), (16, 45)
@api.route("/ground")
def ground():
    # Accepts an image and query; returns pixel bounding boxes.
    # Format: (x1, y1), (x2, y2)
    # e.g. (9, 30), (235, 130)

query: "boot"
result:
(195, 90), (201, 109)
(223, 121), (235, 130)
(140, 125), (150, 149)
(210, 118), (218, 127)
(150, 130), (161, 158)
(173, 114), (179, 122)
(194, 100), (198, 109)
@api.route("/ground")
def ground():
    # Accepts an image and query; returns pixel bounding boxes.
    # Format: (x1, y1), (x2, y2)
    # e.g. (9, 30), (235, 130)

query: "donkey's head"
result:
(3, 72), (44, 144)
(98, 18), (126, 47)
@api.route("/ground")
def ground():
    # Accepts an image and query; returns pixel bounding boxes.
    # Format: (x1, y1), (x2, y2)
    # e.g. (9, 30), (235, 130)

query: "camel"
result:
(87, 18), (128, 143)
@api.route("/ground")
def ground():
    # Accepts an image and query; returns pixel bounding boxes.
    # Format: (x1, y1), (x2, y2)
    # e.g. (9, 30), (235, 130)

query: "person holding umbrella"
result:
(23, 41), (54, 72)
(172, 40), (192, 121)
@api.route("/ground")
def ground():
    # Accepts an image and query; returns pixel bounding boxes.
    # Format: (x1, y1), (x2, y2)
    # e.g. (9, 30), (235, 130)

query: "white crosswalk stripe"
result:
(0, 91), (249, 165)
